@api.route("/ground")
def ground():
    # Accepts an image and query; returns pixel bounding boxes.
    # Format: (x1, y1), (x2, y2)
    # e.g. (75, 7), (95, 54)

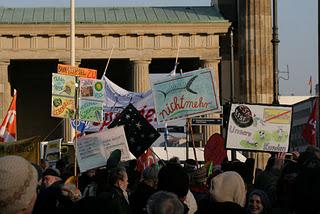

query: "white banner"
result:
(76, 126), (131, 172)
(85, 76), (156, 132)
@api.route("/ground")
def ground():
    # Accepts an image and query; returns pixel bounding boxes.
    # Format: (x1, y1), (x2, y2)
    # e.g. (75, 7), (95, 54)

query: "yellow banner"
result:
(0, 136), (41, 164)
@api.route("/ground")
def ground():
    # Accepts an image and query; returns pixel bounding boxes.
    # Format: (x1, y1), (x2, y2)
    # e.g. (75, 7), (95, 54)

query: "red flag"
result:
(137, 148), (157, 172)
(302, 99), (318, 145)
(0, 94), (17, 142)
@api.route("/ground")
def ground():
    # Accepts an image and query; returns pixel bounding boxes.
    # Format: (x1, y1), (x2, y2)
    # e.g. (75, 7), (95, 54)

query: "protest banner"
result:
(57, 64), (97, 79)
(226, 104), (292, 152)
(76, 126), (131, 172)
(151, 68), (220, 123)
(0, 136), (40, 163)
(51, 73), (76, 119)
(78, 78), (105, 122)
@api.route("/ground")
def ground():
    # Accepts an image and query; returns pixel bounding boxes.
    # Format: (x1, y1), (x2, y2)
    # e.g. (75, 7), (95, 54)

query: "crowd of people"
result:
(1, 145), (320, 214)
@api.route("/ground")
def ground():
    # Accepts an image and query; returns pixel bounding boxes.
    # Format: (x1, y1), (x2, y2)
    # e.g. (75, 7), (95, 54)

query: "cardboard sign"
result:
(79, 100), (104, 122)
(80, 78), (105, 101)
(51, 73), (76, 119)
(76, 126), (131, 172)
(78, 78), (105, 122)
(226, 104), (292, 152)
(51, 96), (75, 118)
(151, 68), (220, 123)
(45, 139), (62, 167)
(52, 73), (76, 97)
(57, 64), (97, 79)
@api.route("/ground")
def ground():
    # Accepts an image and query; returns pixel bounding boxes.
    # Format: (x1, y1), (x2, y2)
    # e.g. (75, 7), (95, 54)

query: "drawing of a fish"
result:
(157, 75), (198, 99)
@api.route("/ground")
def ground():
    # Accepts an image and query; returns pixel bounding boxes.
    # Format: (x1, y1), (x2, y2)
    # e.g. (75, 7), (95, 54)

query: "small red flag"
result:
(0, 94), (17, 142)
(302, 99), (318, 145)
(137, 148), (157, 172)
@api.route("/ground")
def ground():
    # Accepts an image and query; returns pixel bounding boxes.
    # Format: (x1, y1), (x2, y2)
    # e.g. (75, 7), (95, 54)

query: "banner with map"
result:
(226, 104), (292, 152)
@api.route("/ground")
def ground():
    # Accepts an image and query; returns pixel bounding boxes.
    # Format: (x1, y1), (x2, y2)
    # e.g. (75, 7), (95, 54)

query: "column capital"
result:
(200, 57), (221, 64)
(130, 58), (151, 64)
(59, 59), (82, 66)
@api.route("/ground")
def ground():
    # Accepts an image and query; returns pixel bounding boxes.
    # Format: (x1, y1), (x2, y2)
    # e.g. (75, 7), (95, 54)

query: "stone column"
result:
(0, 60), (11, 122)
(131, 59), (151, 92)
(238, 0), (273, 169)
(201, 59), (221, 142)
(238, 0), (273, 104)
(59, 59), (81, 142)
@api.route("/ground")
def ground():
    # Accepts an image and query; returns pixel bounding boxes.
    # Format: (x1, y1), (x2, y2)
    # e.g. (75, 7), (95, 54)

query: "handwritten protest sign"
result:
(79, 100), (103, 122)
(57, 64), (97, 79)
(226, 104), (292, 152)
(76, 126), (131, 172)
(151, 68), (220, 123)
(51, 96), (75, 118)
(51, 73), (76, 119)
(78, 78), (105, 122)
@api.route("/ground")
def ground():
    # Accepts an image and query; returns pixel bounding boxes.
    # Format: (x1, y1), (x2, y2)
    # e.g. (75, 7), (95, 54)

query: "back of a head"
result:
(210, 171), (246, 207)
(108, 166), (126, 186)
(147, 191), (184, 214)
(0, 155), (38, 214)
(157, 162), (189, 199)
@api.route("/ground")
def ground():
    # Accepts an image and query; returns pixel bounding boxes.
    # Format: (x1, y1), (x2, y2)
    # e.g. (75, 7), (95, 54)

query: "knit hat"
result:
(0, 155), (38, 214)
(42, 167), (60, 178)
(192, 166), (208, 184)
(210, 171), (246, 207)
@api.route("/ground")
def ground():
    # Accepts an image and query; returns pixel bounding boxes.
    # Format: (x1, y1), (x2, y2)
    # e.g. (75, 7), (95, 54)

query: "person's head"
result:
(142, 164), (159, 188)
(247, 189), (271, 214)
(108, 166), (128, 191)
(210, 171), (246, 207)
(40, 159), (49, 170)
(157, 162), (189, 201)
(42, 168), (61, 188)
(147, 191), (184, 214)
(0, 156), (38, 214)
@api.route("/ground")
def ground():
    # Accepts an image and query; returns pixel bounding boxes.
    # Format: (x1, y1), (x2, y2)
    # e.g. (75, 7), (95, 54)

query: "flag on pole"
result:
(302, 99), (318, 145)
(308, 76), (312, 95)
(0, 94), (17, 142)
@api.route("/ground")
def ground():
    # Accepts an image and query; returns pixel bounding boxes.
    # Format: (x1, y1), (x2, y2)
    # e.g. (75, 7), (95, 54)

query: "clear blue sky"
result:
(0, 0), (318, 96)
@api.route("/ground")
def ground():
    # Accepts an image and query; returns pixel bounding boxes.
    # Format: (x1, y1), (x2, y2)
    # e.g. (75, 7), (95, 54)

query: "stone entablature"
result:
(0, 23), (229, 60)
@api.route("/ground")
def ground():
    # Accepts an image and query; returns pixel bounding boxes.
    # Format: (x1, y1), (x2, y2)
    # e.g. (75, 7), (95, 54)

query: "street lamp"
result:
(272, 0), (280, 104)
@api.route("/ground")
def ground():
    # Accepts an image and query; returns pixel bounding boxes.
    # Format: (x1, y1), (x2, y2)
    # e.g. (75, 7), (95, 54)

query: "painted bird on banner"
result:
(108, 104), (160, 158)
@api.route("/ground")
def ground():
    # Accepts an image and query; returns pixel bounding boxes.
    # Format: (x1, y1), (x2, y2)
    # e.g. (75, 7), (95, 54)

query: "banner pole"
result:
(74, 76), (79, 179)
(188, 119), (199, 168)
(102, 46), (114, 79)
